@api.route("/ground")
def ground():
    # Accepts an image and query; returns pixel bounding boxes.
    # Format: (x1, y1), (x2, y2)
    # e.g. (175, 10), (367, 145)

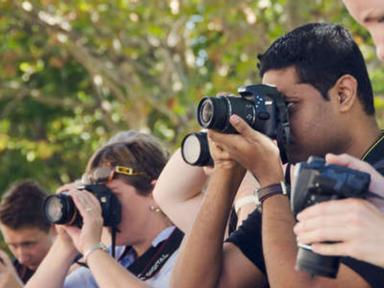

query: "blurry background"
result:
(1, 0), (384, 193)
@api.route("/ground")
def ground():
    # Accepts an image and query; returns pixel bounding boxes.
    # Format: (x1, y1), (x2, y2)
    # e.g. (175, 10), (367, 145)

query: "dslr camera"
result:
(43, 184), (121, 228)
(291, 156), (371, 278)
(181, 84), (290, 166)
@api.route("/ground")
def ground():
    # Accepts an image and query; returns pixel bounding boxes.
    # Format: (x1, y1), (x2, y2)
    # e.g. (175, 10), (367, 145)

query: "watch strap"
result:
(257, 182), (286, 204)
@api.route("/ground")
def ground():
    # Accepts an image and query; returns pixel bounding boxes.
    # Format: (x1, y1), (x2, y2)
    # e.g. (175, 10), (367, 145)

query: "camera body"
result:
(182, 84), (290, 166)
(291, 156), (371, 278)
(197, 84), (289, 139)
(43, 184), (121, 228)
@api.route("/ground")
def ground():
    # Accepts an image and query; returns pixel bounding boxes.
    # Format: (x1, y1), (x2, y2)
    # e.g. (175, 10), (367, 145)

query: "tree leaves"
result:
(0, 0), (382, 192)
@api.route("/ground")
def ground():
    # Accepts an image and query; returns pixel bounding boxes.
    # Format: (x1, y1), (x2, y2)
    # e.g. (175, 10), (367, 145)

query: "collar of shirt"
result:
(114, 226), (176, 267)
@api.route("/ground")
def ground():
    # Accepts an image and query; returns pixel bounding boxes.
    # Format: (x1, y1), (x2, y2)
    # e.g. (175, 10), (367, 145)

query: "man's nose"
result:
(16, 247), (31, 264)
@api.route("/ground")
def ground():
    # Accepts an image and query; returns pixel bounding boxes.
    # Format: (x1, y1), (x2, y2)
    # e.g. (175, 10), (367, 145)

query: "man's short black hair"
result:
(0, 180), (51, 232)
(258, 23), (375, 115)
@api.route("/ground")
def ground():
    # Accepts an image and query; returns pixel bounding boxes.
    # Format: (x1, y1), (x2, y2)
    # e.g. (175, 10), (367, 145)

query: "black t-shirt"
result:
(13, 259), (34, 283)
(226, 209), (265, 274)
(226, 133), (384, 288)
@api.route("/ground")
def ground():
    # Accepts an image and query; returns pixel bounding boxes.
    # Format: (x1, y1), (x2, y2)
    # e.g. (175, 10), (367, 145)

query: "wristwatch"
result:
(257, 182), (287, 204)
(83, 242), (108, 263)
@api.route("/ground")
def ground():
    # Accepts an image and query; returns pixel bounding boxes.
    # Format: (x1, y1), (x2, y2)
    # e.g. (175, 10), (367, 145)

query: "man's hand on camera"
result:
(207, 132), (243, 172)
(208, 114), (284, 187)
(0, 250), (23, 288)
(294, 198), (384, 268)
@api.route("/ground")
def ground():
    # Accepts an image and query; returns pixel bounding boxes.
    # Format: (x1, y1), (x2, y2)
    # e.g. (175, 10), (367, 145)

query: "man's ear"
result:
(332, 74), (358, 112)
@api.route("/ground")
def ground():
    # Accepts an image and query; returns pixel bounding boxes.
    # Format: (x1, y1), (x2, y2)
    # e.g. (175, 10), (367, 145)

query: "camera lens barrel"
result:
(181, 132), (212, 166)
(43, 193), (81, 226)
(197, 97), (231, 132)
(296, 245), (340, 278)
(197, 95), (259, 134)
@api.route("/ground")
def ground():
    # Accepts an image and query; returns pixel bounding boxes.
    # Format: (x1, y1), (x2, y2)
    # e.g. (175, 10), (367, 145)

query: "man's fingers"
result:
(326, 153), (384, 199)
(326, 153), (356, 168)
(207, 130), (231, 144)
(294, 213), (349, 234)
(296, 223), (355, 244)
(207, 130), (240, 152)
(229, 114), (261, 139)
(311, 242), (349, 257)
(0, 250), (15, 271)
(296, 198), (368, 221)
(326, 153), (376, 175)
(296, 200), (344, 221)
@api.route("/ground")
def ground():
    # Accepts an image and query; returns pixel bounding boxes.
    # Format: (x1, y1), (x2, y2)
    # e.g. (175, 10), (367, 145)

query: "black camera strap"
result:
(111, 226), (118, 258)
(123, 227), (184, 280)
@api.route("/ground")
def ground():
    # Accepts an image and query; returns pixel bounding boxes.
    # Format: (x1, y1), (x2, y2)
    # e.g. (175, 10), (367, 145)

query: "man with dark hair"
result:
(170, 23), (384, 287)
(0, 180), (55, 287)
(291, 0), (384, 275)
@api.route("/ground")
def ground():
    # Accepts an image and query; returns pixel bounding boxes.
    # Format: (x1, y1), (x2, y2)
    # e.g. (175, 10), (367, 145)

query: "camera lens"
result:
(200, 101), (214, 125)
(181, 132), (212, 166)
(196, 95), (265, 134)
(43, 194), (81, 226)
(197, 96), (231, 131)
(44, 196), (64, 223)
(296, 245), (340, 278)
(196, 96), (234, 133)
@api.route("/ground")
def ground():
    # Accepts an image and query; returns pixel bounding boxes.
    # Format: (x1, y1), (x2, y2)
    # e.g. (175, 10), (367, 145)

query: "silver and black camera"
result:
(291, 156), (371, 278)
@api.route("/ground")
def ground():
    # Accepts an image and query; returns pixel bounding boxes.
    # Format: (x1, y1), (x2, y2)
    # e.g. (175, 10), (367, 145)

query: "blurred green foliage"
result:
(0, 0), (383, 194)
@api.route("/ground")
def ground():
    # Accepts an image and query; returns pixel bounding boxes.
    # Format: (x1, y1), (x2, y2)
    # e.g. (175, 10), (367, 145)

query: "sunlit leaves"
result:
(0, 0), (383, 194)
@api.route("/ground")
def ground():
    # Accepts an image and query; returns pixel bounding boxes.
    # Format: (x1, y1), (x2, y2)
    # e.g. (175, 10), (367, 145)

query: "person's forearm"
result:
(171, 167), (245, 288)
(262, 195), (311, 288)
(26, 239), (77, 288)
(234, 171), (259, 227)
(153, 148), (208, 232)
(262, 196), (368, 288)
(87, 250), (148, 288)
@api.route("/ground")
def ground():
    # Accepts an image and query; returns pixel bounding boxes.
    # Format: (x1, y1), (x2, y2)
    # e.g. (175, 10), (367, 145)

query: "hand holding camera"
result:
(61, 188), (104, 255)
(293, 154), (384, 271)
(181, 84), (290, 168)
(44, 184), (121, 255)
(291, 155), (377, 278)
(209, 115), (284, 187)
